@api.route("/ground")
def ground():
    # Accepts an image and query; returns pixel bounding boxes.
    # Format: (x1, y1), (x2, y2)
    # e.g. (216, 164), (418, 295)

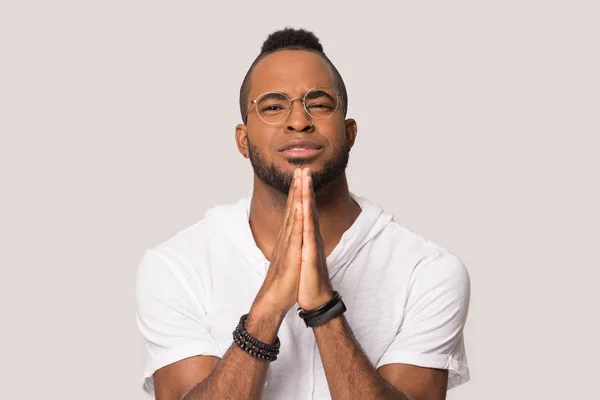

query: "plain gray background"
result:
(1, 1), (598, 399)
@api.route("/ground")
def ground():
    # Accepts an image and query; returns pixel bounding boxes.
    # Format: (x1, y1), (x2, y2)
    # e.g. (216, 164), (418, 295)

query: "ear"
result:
(344, 118), (358, 149)
(235, 124), (249, 158)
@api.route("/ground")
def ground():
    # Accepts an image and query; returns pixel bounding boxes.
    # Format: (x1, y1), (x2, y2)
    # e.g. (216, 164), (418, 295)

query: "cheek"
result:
(247, 131), (273, 151)
(323, 128), (349, 149)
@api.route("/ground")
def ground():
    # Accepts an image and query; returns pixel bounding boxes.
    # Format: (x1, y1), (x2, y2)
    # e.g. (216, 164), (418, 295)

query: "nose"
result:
(286, 98), (313, 132)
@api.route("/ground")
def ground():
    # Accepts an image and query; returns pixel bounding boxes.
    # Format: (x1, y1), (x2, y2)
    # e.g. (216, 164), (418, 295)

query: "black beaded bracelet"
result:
(232, 314), (280, 362)
(233, 330), (278, 361)
(236, 314), (281, 351)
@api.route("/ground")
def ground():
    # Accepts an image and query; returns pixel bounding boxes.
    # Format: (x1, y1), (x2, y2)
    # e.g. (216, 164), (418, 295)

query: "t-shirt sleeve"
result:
(135, 248), (222, 395)
(375, 250), (471, 390)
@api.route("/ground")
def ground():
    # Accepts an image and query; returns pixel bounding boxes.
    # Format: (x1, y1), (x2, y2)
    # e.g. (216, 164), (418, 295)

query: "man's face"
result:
(244, 50), (352, 195)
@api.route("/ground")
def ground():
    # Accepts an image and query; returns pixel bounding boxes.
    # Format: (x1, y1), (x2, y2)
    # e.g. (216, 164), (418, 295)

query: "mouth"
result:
(279, 147), (324, 159)
(278, 139), (324, 160)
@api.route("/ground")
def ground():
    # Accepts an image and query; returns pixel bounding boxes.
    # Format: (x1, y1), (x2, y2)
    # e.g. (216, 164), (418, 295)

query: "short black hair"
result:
(239, 27), (348, 123)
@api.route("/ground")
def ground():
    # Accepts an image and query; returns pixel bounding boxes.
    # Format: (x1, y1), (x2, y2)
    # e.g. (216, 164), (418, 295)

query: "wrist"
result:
(299, 289), (335, 311)
(246, 303), (285, 344)
(299, 294), (346, 328)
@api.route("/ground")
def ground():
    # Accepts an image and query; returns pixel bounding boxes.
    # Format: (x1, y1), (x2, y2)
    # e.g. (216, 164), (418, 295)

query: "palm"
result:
(297, 168), (333, 310)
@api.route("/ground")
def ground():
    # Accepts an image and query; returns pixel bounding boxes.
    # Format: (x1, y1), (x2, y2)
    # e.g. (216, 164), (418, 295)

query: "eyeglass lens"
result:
(255, 88), (338, 124)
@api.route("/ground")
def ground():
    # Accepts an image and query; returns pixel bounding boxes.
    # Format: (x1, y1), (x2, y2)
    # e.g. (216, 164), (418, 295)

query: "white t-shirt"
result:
(135, 192), (470, 399)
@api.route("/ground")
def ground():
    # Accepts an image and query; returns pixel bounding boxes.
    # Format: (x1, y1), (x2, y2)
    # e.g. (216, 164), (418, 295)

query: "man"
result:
(136, 28), (470, 400)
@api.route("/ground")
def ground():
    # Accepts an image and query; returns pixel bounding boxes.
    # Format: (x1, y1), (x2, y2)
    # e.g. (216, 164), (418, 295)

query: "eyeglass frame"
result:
(244, 87), (343, 125)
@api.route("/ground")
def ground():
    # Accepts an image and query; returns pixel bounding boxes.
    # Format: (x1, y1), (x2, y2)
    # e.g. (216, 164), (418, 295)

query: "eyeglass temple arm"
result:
(244, 101), (257, 124)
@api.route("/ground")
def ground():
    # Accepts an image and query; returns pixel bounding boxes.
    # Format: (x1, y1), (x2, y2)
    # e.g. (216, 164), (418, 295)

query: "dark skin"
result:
(153, 50), (448, 400)
(237, 50), (361, 266)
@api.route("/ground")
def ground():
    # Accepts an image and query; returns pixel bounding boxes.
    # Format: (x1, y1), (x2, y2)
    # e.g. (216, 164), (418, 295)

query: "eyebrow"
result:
(305, 89), (335, 102)
(256, 92), (289, 102)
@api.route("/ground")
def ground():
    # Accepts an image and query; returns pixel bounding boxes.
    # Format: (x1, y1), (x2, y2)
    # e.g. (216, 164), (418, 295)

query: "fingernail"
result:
(294, 169), (300, 178)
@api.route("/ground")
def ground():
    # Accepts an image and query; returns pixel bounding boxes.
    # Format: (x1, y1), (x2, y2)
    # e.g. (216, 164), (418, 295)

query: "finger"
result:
(284, 182), (303, 272)
(307, 171), (321, 235)
(302, 168), (317, 259)
(283, 173), (301, 241)
(286, 168), (300, 218)
(279, 169), (300, 237)
(307, 169), (326, 251)
(312, 191), (326, 253)
(302, 168), (310, 226)
(287, 192), (303, 262)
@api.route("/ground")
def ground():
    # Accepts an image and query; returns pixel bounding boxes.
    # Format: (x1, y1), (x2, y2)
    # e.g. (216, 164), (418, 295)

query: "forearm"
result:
(183, 344), (266, 400)
(313, 315), (409, 400)
(184, 307), (282, 400)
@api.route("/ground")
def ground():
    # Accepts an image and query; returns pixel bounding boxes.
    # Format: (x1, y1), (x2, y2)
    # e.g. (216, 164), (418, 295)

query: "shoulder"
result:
(380, 220), (470, 288)
(151, 197), (247, 259)
(376, 219), (446, 263)
(136, 196), (249, 283)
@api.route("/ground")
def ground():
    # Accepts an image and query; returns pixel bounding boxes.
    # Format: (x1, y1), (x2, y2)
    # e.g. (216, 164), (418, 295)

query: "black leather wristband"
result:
(297, 291), (340, 319)
(303, 298), (346, 328)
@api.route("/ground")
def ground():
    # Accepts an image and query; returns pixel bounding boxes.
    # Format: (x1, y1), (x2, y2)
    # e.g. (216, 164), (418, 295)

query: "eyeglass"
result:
(245, 87), (341, 125)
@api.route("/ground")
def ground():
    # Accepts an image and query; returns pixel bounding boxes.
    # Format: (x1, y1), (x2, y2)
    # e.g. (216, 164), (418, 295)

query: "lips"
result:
(278, 139), (323, 152)
(278, 139), (324, 160)
(280, 147), (323, 159)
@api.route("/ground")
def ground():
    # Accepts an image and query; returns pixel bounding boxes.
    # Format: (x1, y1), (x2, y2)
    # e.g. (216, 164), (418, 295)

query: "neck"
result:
(248, 173), (361, 260)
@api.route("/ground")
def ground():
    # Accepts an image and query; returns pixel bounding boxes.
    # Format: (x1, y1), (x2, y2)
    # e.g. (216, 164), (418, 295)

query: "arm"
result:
(164, 305), (283, 400)
(144, 169), (306, 400)
(297, 168), (465, 400)
(313, 314), (447, 400)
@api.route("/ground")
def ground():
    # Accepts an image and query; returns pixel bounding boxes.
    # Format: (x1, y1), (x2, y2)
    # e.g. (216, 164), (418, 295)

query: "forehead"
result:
(249, 50), (336, 99)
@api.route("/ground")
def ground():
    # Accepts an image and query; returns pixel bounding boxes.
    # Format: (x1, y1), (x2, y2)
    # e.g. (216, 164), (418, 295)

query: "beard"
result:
(247, 139), (350, 195)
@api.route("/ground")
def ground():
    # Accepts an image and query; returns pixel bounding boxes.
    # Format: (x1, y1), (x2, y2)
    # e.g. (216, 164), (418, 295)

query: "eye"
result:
(262, 105), (285, 112)
(308, 103), (333, 110)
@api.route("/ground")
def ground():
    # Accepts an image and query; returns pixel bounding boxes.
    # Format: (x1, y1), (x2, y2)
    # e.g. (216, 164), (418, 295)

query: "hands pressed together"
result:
(253, 167), (334, 319)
